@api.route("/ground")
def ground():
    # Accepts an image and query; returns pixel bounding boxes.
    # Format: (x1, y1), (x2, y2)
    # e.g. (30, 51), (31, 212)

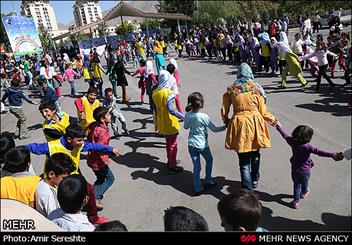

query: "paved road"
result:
(1, 27), (351, 231)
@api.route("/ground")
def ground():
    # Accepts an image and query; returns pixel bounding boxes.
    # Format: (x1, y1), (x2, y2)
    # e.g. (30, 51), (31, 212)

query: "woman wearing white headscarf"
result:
(152, 70), (184, 174)
(270, 37), (307, 88)
(144, 60), (158, 110)
(168, 58), (180, 87)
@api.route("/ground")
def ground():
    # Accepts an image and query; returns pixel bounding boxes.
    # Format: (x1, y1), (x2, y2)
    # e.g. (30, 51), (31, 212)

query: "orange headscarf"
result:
(153, 41), (163, 54)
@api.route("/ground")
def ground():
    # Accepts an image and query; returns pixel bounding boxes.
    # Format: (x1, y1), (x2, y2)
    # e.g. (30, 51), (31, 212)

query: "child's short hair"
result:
(11, 78), (21, 87)
(38, 80), (47, 86)
(166, 63), (175, 75)
(65, 124), (86, 139)
(104, 87), (113, 95)
(87, 86), (99, 95)
(292, 125), (314, 145)
(139, 59), (146, 66)
(94, 220), (128, 232)
(3, 146), (31, 173)
(185, 92), (204, 112)
(217, 189), (262, 231)
(44, 153), (76, 176)
(57, 174), (87, 214)
(93, 106), (109, 122)
(39, 100), (57, 111)
(0, 132), (15, 162)
(163, 206), (209, 231)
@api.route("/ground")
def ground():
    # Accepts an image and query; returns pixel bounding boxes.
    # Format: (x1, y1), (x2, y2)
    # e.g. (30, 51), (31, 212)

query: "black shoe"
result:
(204, 180), (217, 189)
(124, 130), (130, 135)
(166, 160), (181, 167)
(278, 85), (286, 89)
(168, 166), (184, 174)
(329, 84), (336, 90)
(300, 82), (308, 87)
(194, 187), (205, 196)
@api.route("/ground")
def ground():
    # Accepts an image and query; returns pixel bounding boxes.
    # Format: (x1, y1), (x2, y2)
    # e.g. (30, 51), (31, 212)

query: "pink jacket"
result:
(63, 68), (79, 82)
(87, 122), (110, 170)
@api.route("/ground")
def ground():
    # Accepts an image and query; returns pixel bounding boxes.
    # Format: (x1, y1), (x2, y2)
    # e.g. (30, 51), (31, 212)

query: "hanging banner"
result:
(1, 16), (43, 58)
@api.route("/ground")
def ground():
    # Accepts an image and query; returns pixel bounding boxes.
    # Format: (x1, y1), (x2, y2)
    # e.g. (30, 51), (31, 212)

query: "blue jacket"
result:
(42, 86), (59, 103)
(1, 86), (34, 107)
(26, 137), (114, 156)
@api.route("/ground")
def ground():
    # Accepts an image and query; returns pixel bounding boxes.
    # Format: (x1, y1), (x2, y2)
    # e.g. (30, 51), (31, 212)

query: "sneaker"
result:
(166, 160), (181, 167)
(194, 187), (205, 196)
(252, 181), (259, 189)
(278, 85), (286, 89)
(290, 200), (300, 209)
(92, 216), (109, 225)
(204, 180), (217, 189)
(124, 130), (130, 135)
(96, 199), (104, 211)
(168, 166), (184, 174)
(300, 82), (308, 87)
(300, 189), (310, 199)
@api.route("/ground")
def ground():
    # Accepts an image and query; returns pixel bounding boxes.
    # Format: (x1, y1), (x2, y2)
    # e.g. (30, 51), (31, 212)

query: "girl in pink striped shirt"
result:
(63, 63), (80, 96)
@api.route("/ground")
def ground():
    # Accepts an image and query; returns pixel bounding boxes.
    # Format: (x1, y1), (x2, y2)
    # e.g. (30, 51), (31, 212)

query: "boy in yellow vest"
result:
(1, 146), (41, 208)
(26, 123), (119, 224)
(152, 70), (184, 174)
(39, 101), (78, 142)
(74, 87), (100, 129)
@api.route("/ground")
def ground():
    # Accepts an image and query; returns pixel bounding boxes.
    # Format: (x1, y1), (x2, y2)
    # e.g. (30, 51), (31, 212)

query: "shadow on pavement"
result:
(295, 85), (352, 117)
(261, 206), (352, 231)
(112, 152), (243, 199)
(28, 123), (43, 131)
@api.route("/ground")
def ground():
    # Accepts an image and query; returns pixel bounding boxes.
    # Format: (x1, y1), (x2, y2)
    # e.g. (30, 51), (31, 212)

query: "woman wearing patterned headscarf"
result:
(221, 63), (277, 191)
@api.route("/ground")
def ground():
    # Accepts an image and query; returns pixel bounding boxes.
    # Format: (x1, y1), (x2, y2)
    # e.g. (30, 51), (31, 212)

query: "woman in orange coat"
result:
(221, 63), (277, 191)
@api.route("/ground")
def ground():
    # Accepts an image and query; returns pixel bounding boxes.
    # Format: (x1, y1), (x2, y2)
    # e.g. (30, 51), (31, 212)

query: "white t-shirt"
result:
(35, 180), (60, 218)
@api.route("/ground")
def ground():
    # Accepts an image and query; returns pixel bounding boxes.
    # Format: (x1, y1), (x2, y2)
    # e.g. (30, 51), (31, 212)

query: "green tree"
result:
(38, 23), (53, 52)
(97, 22), (108, 37)
(114, 22), (134, 36)
(156, 0), (196, 17)
(140, 19), (160, 31)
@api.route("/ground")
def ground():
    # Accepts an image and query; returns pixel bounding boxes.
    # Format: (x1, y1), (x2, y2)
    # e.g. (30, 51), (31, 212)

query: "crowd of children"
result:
(0, 19), (351, 232)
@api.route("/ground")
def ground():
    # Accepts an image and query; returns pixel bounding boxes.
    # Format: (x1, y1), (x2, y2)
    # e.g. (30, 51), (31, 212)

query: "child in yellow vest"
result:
(26, 123), (119, 225)
(1, 146), (41, 208)
(74, 87), (100, 129)
(152, 70), (184, 174)
(39, 100), (78, 142)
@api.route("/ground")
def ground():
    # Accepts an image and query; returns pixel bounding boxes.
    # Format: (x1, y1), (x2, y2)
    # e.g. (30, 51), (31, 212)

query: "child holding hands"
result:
(274, 121), (343, 209)
(184, 92), (226, 196)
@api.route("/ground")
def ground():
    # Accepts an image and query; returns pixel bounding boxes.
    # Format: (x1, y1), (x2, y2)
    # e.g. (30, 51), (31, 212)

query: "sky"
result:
(1, 1), (124, 25)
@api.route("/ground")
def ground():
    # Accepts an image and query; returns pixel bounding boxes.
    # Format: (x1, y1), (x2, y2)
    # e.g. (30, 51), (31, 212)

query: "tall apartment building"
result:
(20, 0), (59, 33)
(73, 0), (103, 28)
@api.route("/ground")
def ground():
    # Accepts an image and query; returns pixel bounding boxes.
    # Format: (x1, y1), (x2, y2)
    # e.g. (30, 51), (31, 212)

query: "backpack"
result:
(269, 22), (278, 37)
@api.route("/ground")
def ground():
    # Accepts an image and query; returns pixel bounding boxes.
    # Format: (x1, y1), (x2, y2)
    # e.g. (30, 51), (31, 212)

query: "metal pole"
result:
(177, 19), (180, 34)
(120, 15), (126, 40)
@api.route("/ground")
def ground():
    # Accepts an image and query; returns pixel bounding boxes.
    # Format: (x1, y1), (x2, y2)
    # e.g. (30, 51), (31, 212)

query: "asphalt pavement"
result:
(1, 27), (351, 231)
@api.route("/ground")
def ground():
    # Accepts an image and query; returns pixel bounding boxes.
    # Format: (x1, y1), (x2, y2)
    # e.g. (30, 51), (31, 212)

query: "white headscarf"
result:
(157, 70), (174, 89)
(168, 58), (178, 70)
(63, 53), (70, 63)
(271, 37), (292, 58)
(279, 32), (289, 46)
(145, 60), (155, 78)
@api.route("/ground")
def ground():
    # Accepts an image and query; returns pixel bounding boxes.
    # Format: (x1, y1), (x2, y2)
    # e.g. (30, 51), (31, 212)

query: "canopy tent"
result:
(53, 1), (191, 42)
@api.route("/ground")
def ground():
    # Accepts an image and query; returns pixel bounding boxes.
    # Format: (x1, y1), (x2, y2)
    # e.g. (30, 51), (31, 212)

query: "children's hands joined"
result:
(112, 147), (120, 157)
(332, 152), (344, 161)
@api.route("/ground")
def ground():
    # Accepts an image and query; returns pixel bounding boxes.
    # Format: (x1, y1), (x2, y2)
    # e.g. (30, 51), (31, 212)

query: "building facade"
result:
(20, 0), (59, 33)
(73, 0), (103, 28)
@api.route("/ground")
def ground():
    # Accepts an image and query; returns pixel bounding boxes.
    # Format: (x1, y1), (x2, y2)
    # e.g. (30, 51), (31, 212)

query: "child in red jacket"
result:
(87, 106), (115, 210)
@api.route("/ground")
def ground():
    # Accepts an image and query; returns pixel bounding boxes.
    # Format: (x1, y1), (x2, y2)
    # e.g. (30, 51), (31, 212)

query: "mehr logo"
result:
(2, 219), (35, 230)
(240, 234), (257, 243)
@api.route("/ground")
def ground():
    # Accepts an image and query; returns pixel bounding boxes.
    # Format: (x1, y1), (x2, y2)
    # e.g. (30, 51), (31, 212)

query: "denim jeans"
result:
(291, 171), (310, 201)
(93, 165), (115, 200)
(237, 151), (261, 191)
(189, 146), (214, 192)
(69, 81), (76, 95)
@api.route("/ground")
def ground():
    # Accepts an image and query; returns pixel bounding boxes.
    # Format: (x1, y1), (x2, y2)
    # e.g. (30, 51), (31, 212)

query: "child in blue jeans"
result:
(275, 122), (342, 209)
(184, 92), (226, 196)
